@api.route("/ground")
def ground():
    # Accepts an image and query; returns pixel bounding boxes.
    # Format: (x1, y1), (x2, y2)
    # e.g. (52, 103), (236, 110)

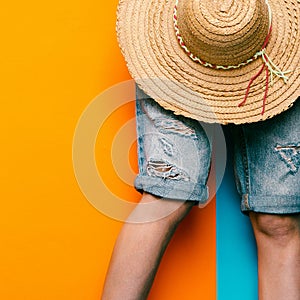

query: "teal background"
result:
(217, 130), (258, 300)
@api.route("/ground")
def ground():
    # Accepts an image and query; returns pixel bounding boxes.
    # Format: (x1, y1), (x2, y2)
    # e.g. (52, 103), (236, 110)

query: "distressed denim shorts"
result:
(134, 86), (300, 214)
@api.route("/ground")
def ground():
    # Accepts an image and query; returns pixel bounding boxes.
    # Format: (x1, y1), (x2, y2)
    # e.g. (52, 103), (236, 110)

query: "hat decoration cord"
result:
(173, 0), (291, 115)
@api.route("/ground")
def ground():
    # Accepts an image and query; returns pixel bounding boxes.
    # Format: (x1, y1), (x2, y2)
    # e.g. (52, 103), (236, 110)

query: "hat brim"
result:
(117, 0), (300, 124)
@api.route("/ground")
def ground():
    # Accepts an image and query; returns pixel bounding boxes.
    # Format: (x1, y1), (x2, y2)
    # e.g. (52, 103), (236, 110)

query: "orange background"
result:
(0, 1), (216, 299)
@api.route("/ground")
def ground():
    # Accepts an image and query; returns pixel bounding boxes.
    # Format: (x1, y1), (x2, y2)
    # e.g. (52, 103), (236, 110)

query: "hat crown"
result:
(176, 0), (270, 66)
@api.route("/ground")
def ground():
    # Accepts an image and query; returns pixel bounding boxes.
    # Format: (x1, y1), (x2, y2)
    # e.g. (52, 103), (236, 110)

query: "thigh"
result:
(134, 85), (212, 204)
(232, 98), (300, 214)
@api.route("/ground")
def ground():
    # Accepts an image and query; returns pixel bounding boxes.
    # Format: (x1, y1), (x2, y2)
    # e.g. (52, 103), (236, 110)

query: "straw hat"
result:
(117, 0), (300, 124)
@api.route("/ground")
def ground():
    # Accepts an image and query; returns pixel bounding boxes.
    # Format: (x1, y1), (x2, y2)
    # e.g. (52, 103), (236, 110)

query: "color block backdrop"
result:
(0, 0), (257, 299)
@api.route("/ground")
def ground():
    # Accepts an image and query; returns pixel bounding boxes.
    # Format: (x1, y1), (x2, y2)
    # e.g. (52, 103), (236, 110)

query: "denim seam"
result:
(135, 100), (145, 175)
(134, 175), (208, 202)
(195, 122), (211, 188)
(241, 194), (300, 213)
(240, 127), (251, 209)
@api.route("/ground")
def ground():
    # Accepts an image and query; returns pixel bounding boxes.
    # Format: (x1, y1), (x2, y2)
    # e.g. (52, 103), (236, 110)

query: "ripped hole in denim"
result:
(154, 118), (197, 139)
(275, 143), (300, 174)
(146, 159), (190, 181)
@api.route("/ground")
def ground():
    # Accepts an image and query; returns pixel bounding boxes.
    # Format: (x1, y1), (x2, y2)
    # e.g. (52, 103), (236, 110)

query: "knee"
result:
(250, 213), (300, 242)
(128, 192), (195, 225)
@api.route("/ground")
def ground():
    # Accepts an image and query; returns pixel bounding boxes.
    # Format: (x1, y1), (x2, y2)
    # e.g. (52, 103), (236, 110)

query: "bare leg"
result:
(102, 192), (195, 300)
(250, 212), (300, 300)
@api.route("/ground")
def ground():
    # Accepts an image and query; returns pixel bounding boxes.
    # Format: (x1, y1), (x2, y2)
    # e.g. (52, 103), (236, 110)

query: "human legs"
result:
(102, 87), (212, 299)
(232, 98), (300, 299)
(250, 212), (300, 300)
(102, 193), (195, 300)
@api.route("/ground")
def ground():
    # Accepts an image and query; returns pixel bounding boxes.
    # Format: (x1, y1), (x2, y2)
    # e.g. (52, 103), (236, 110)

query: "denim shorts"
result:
(134, 86), (300, 214)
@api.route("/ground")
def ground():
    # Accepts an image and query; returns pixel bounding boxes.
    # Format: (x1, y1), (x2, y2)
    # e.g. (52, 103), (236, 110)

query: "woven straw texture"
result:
(117, 0), (300, 124)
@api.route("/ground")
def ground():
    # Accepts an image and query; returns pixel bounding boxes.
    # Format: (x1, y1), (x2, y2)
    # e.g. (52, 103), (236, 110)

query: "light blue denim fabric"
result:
(135, 86), (212, 205)
(135, 85), (300, 214)
(231, 99), (300, 214)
